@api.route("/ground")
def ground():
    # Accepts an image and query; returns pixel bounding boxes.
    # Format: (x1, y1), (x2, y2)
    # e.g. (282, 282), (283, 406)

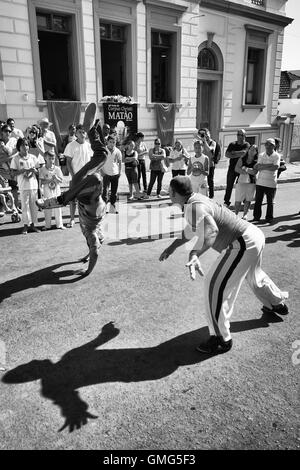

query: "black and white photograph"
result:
(0, 0), (299, 455)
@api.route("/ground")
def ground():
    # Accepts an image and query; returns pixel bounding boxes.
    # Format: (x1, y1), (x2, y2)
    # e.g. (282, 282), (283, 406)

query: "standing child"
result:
(135, 132), (148, 193)
(187, 140), (209, 195)
(39, 149), (66, 230)
(10, 138), (40, 234)
(124, 140), (144, 200)
(234, 145), (258, 220)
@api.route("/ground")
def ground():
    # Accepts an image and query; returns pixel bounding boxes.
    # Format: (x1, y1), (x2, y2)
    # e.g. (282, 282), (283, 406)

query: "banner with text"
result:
(155, 103), (176, 147)
(102, 102), (138, 143)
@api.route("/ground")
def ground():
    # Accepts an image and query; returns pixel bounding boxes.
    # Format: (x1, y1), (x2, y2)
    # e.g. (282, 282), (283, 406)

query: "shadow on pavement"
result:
(2, 314), (284, 433)
(265, 221), (300, 248)
(0, 261), (86, 303)
(107, 230), (182, 246)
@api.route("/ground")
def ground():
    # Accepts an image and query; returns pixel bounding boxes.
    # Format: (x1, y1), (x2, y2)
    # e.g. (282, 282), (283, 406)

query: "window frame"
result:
(242, 24), (272, 111)
(146, 2), (184, 107)
(28, 0), (86, 105)
(93, 1), (137, 102)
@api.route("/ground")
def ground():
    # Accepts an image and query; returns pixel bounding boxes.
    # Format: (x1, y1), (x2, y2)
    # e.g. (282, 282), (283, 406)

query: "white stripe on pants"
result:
(204, 224), (288, 342)
(20, 189), (38, 226)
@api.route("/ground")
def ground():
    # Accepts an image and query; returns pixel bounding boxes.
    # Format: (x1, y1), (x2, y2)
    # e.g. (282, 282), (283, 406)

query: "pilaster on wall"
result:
(222, 17), (238, 126)
(82, 0), (97, 103)
(271, 29), (284, 122)
(177, 2), (199, 131)
(0, 0), (37, 127)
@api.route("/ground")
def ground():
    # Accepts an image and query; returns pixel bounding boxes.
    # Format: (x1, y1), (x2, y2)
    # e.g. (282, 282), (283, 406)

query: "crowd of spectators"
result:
(0, 115), (287, 232)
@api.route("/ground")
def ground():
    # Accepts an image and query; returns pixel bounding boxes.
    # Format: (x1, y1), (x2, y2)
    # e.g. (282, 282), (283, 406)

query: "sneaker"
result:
(128, 196), (134, 201)
(22, 225), (28, 235)
(157, 194), (162, 199)
(196, 336), (233, 354)
(29, 224), (40, 233)
(262, 304), (288, 315)
(109, 204), (118, 214)
(58, 226), (66, 230)
(82, 102), (97, 132)
(36, 197), (63, 210)
(143, 194), (150, 199)
(68, 219), (75, 228)
(224, 203), (230, 208)
(242, 214), (248, 220)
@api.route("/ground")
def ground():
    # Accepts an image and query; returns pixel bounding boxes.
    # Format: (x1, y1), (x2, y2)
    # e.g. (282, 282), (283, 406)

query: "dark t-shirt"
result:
(124, 151), (138, 169)
(227, 141), (250, 171)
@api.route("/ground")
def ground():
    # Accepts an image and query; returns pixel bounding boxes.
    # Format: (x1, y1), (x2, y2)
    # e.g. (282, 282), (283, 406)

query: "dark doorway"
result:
(196, 80), (212, 130)
(101, 40), (125, 96)
(38, 30), (74, 100)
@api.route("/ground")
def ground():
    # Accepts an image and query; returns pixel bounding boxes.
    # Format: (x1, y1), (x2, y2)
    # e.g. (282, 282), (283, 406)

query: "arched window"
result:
(198, 48), (216, 70)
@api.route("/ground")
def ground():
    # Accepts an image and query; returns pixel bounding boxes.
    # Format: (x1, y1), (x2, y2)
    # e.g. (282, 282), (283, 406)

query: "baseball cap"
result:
(265, 138), (276, 146)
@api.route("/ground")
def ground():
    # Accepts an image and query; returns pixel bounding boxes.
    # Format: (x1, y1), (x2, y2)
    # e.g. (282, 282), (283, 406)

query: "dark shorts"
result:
(125, 167), (138, 185)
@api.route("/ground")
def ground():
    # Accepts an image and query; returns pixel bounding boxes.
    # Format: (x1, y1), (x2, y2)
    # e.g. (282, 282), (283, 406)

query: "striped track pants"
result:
(204, 224), (288, 342)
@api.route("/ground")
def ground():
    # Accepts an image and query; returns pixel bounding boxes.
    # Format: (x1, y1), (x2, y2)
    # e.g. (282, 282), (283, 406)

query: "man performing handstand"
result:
(37, 115), (108, 276)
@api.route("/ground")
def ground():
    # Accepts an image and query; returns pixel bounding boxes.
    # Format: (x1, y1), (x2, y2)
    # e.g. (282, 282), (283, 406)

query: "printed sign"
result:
(102, 102), (138, 143)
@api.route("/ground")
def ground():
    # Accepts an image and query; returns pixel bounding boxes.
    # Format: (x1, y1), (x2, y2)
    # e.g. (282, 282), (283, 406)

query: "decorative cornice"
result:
(144, 0), (189, 12)
(199, 0), (293, 28)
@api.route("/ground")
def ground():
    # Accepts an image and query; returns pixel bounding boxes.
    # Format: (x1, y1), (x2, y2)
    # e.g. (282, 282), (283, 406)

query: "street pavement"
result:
(0, 180), (299, 450)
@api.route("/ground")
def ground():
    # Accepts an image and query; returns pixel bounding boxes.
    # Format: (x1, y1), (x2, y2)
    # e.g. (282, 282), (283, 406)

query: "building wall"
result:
(0, 0), (291, 154)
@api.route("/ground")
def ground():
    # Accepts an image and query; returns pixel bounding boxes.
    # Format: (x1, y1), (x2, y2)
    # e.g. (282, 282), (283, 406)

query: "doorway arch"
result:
(196, 41), (223, 140)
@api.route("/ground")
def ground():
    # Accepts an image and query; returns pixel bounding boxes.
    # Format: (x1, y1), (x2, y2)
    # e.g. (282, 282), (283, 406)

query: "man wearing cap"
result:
(253, 138), (280, 222)
(38, 117), (57, 155)
(159, 175), (289, 354)
(224, 129), (250, 207)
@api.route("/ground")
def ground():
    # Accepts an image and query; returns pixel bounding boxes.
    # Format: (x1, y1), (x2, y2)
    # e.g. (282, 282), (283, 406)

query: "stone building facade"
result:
(0, 0), (293, 152)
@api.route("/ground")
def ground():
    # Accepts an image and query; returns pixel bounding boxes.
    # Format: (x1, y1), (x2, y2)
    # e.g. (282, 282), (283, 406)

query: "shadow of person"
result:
(107, 230), (182, 246)
(0, 260), (86, 303)
(265, 222), (300, 248)
(2, 314), (283, 432)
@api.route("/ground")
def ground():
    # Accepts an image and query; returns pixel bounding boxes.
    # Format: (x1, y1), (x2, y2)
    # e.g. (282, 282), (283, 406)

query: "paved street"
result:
(0, 182), (299, 450)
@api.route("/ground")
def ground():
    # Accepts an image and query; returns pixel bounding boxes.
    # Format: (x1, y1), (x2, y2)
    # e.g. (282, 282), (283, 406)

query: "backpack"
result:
(213, 142), (222, 164)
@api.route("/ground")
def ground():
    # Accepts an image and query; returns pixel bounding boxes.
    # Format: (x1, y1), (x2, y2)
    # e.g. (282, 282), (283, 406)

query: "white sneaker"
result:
(242, 214), (248, 220)
(109, 204), (118, 214)
(68, 219), (75, 228)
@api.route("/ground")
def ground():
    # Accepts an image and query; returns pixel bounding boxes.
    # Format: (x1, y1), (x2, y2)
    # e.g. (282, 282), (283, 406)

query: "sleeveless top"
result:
(185, 193), (249, 253)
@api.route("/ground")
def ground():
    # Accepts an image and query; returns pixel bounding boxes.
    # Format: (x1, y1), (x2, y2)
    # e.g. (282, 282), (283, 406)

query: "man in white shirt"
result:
(253, 138), (280, 222)
(6, 118), (24, 140)
(101, 135), (122, 214)
(0, 124), (19, 210)
(64, 124), (93, 227)
(38, 117), (57, 155)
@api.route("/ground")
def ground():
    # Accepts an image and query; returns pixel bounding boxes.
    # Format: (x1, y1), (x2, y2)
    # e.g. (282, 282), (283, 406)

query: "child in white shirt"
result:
(39, 149), (65, 230)
(10, 138), (40, 234)
(187, 140), (209, 195)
